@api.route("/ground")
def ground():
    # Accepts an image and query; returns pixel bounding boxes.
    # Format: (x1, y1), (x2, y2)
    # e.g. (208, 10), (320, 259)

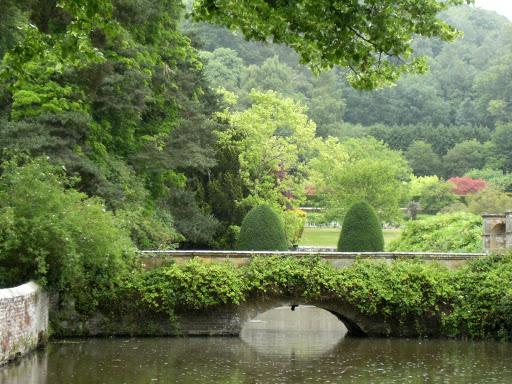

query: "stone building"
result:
(482, 212), (512, 253)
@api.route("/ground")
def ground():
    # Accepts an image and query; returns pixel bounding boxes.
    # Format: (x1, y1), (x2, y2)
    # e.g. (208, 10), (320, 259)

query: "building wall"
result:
(0, 282), (49, 366)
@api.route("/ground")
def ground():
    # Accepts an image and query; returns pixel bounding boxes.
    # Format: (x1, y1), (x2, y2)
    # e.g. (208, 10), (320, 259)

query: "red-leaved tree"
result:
(448, 177), (486, 196)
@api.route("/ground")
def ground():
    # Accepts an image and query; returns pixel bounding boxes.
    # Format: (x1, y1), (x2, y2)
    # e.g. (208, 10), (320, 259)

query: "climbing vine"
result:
(92, 254), (512, 340)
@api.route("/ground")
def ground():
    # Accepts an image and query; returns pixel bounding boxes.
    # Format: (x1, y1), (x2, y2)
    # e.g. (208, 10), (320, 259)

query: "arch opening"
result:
(491, 223), (506, 235)
(323, 308), (367, 337)
(240, 305), (348, 359)
(491, 223), (506, 249)
(238, 298), (371, 338)
(241, 305), (348, 334)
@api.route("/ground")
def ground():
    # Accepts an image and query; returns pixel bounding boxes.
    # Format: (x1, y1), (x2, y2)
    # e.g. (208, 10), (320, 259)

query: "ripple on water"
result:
(2, 308), (512, 383)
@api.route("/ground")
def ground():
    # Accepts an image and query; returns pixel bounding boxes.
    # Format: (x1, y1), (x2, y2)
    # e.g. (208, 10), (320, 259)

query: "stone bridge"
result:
(66, 294), (397, 337)
(60, 250), (484, 338)
(173, 296), (389, 338)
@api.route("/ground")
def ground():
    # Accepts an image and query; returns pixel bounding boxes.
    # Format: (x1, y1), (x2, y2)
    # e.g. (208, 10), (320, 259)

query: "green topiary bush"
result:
(236, 204), (289, 251)
(337, 201), (384, 252)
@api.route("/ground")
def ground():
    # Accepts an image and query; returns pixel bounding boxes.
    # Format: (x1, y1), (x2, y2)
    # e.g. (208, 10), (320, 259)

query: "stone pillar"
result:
(482, 214), (506, 253)
(506, 211), (512, 250)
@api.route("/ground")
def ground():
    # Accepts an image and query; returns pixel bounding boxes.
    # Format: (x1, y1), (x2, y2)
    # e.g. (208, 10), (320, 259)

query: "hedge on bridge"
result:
(337, 201), (384, 252)
(236, 204), (289, 251)
(66, 253), (512, 340)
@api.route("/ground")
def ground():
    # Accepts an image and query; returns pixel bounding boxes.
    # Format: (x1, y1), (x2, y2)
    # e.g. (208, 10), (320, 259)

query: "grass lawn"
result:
(298, 227), (401, 248)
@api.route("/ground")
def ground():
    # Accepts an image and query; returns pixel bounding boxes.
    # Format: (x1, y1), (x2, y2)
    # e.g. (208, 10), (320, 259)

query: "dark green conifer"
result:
(236, 204), (289, 251)
(337, 201), (384, 252)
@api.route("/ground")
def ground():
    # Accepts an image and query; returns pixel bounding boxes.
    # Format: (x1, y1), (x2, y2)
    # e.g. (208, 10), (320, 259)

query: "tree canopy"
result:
(190, 0), (473, 90)
(311, 136), (411, 222)
(2, 0), (475, 90)
(216, 89), (316, 211)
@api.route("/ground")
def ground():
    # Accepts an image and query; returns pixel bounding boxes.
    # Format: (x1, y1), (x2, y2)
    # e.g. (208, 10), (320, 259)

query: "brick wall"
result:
(0, 282), (49, 366)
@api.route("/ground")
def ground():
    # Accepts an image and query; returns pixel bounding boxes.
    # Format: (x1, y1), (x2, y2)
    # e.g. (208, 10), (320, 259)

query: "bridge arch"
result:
(234, 297), (389, 337)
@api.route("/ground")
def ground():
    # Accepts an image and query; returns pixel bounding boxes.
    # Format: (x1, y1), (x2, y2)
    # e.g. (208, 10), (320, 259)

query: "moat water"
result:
(2, 306), (512, 383)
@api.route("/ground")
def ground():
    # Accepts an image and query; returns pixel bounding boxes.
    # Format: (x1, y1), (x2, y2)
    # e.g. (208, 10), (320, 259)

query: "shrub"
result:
(388, 212), (482, 253)
(138, 258), (246, 317)
(465, 168), (512, 192)
(236, 204), (289, 251)
(444, 254), (512, 340)
(117, 209), (184, 250)
(283, 208), (307, 244)
(337, 201), (384, 252)
(448, 176), (486, 196)
(410, 176), (458, 214)
(0, 156), (136, 314)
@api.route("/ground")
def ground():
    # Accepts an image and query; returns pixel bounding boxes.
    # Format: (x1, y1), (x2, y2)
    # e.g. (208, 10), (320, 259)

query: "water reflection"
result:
(3, 310), (512, 383)
(0, 350), (47, 384)
(240, 306), (347, 359)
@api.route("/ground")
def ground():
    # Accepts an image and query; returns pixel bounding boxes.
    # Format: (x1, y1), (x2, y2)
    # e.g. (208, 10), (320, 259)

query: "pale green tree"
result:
(311, 136), (411, 222)
(465, 184), (512, 215)
(216, 90), (316, 212)
(238, 56), (308, 108)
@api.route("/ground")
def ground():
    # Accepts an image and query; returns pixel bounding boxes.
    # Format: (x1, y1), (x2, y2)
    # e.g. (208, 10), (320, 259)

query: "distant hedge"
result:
(337, 201), (384, 252)
(236, 204), (289, 251)
(388, 212), (482, 253)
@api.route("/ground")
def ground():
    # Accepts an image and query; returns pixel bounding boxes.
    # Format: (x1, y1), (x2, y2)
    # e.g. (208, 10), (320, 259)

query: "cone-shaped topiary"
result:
(337, 201), (384, 252)
(237, 204), (289, 251)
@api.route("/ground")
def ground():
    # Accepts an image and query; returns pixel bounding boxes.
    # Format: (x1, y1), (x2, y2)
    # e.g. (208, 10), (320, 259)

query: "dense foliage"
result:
(463, 184), (512, 215)
(311, 137), (411, 222)
(102, 254), (512, 340)
(190, 0), (470, 90)
(388, 212), (482, 253)
(188, 5), (512, 188)
(1, 2), (508, 253)
(337, 202), (384, 252)
(236, 204), (289, 251)
(410, 176), (458, 215)
(444, 254), (512, 340)
(0, 156), (136, 316)
(465, 169), (512, 192)
(0, 0), (223, 249)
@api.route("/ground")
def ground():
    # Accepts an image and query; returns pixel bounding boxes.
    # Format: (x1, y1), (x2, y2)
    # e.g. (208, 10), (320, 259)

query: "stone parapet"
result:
(0, 282), (49, 366)
(140, 250), (485, 270)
